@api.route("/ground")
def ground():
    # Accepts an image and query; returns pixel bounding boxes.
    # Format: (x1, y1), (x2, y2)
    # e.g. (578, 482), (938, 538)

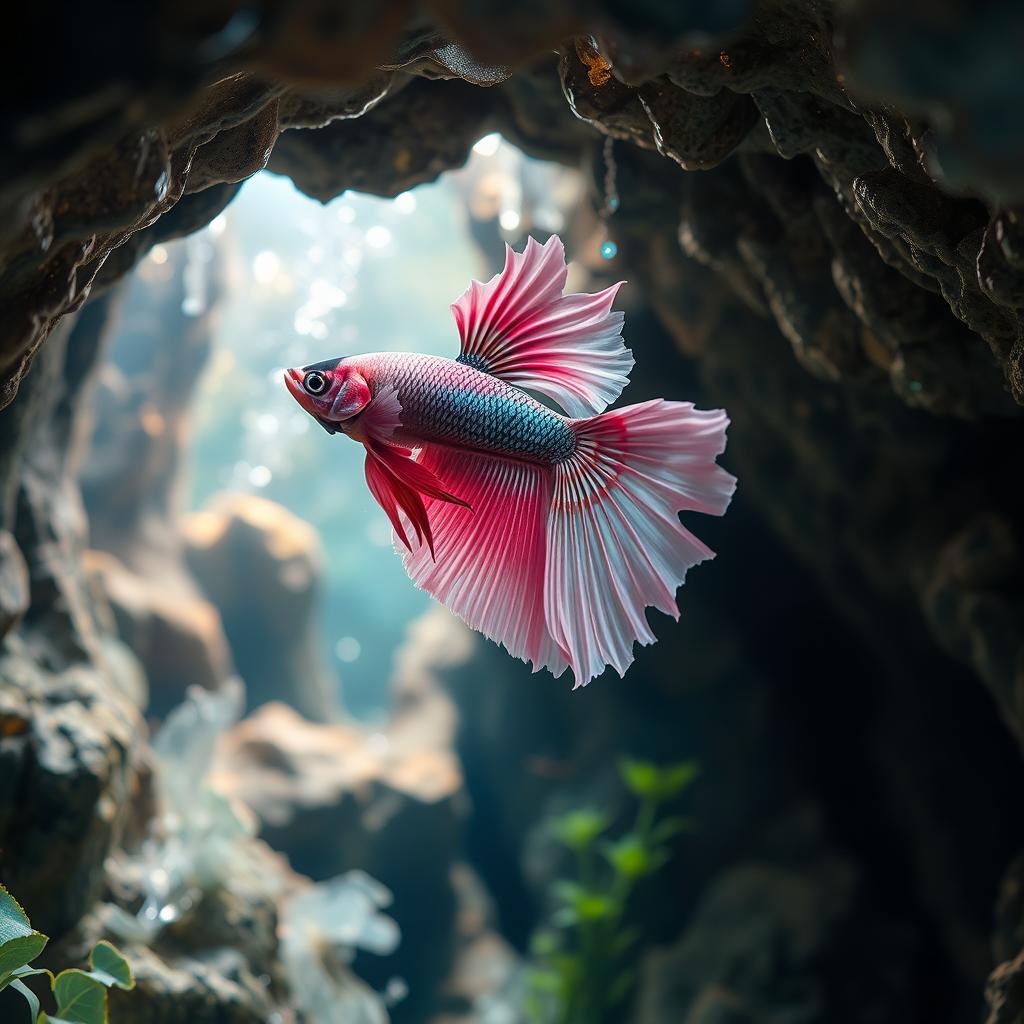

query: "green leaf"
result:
(553, 880), (585, 905)
(529, 930), (561, 958)
(604, 834), (651, 879)
(525, 968), (562, 993)
(0, 884), (33, 937)
(87, 942), (133, 991)
(619, 758), (661, 798)
(53, 969), (108, 1024)
(550, 809), (610, 851)
(659, 761), (700, 799)
(553, 882), (613, 922)
(0, 885), (48, 979)
(576, 892), (613, 921)
(8, 977), (40, 1023)
(650, 816), (696, 844)
(0, 934), (49, 981)
(619, 758), (700, 801)
(11, 966), (53, 982)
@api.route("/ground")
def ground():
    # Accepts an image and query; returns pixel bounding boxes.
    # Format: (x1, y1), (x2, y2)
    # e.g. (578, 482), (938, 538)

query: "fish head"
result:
(283, 357), (371, 434)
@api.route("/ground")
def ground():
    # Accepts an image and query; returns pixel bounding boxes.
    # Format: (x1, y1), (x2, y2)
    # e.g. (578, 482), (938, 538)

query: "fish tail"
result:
(546, 400), (736, 687)
(398, 400), (734, 688)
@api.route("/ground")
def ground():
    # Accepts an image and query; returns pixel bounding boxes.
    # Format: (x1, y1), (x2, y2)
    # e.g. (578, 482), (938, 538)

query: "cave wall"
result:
(1, 1), (1024, 1021)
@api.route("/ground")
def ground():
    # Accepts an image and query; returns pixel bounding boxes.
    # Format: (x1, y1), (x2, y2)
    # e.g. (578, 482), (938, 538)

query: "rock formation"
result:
(1, 1), (1023, 1022)
(185, 495), (340, 722)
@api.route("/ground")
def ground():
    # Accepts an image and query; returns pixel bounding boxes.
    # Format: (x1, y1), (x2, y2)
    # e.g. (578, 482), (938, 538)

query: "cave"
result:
(2, 2), (1024, 1023)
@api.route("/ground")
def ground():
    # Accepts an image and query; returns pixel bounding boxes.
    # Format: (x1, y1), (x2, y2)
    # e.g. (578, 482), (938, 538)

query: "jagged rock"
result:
(211, 700), (462, 1019)
(0, 642), (145, 939)
(986, 950), (1024, 1024)
(269, 76), (492, 201)
(0, 300), (149, 940)
(184, 495), (340, 722)
(1, 0), (1022, 414)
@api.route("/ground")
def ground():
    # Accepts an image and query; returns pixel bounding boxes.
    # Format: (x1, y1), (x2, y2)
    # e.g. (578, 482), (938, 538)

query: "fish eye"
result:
(303, 371), (328, 396)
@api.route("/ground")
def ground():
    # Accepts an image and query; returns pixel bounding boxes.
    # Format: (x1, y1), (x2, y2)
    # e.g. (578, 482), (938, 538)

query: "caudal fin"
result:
(389, 400), (734, 688)
(545, 400), (736, 687)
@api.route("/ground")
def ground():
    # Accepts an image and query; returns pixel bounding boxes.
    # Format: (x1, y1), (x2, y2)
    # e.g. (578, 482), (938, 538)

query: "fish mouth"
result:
(283, 369), (337, 434)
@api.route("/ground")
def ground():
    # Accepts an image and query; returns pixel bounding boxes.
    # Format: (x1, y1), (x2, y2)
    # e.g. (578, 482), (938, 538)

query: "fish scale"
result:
(363, 352), (577, 464)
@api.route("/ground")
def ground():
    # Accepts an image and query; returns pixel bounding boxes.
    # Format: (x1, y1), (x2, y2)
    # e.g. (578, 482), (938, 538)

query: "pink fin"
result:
(545, 400), (736, 688)
(452, 235), (634, 417)
(364, 438), (470, 558)
(360, 382), (403, 443)
(400, 446), (569, 678)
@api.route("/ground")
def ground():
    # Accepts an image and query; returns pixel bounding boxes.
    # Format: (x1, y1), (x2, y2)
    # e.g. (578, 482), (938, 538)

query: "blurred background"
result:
(2, 4), (1024, 1024)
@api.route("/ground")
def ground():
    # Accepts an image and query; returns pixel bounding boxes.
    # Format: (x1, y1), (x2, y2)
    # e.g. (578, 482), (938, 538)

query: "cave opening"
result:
(2, 9), (1024, 1024)
(83, 139), (586, 718)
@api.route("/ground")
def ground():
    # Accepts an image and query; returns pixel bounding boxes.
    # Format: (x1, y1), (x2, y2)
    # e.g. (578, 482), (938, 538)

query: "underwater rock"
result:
(184, 494), (340, 722)
(1, 2), (1023, 413)
(0, 529), (29, 639)
(921, 515), (1024, 749)
(211, 700), (462, 1019)
(989, 854), (1024, 1024)
(84, 549), (232, 716)
(79, 238), (237, 717)
(72, 837), (291, 1024)
(432, 863), (520, 1022)
(0, 301), (149, 940)
(0, 642), (145, 940)
(632, 807), (914, 1024)
(836, 0), (1024, 204)
(269, 76), (493, 201)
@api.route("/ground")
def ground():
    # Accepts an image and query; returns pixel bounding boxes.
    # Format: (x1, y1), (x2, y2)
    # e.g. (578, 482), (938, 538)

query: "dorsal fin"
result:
(452, 235), (633, 417)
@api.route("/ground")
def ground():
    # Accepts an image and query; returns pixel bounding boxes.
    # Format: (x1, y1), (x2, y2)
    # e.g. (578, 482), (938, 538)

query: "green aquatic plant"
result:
(525, 758), (698, 1024)
(0, 883), (134, 1023)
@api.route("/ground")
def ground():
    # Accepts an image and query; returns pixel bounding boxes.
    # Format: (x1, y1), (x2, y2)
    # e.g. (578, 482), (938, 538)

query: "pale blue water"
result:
(185, 148), (580, 716)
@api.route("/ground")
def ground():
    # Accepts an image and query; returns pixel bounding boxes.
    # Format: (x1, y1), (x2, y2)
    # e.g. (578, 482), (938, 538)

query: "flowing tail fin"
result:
(546, 400), (736, 687)
(395, 399), (735, 688)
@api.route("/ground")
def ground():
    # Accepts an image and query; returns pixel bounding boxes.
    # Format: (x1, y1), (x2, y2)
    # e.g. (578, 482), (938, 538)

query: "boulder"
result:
(185, 494), (340, 722)
(212, 699), (462, 1021)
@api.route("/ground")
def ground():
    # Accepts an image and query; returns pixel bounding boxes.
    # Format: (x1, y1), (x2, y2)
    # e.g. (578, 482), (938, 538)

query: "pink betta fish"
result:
(284, 235), (735, 687)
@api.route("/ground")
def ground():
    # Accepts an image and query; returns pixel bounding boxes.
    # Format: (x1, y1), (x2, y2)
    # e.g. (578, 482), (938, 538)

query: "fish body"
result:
(285, 235), (736, 687)
(327, 352), (577, 463)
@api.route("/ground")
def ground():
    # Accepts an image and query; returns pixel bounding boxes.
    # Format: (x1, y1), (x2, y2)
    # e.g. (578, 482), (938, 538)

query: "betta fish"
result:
(284, 235), (735, 687)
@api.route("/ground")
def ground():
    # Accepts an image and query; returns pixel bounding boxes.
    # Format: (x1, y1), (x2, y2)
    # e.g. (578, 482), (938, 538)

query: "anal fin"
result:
(400, 446), (568, 678)
(363, 438), (469, 557)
